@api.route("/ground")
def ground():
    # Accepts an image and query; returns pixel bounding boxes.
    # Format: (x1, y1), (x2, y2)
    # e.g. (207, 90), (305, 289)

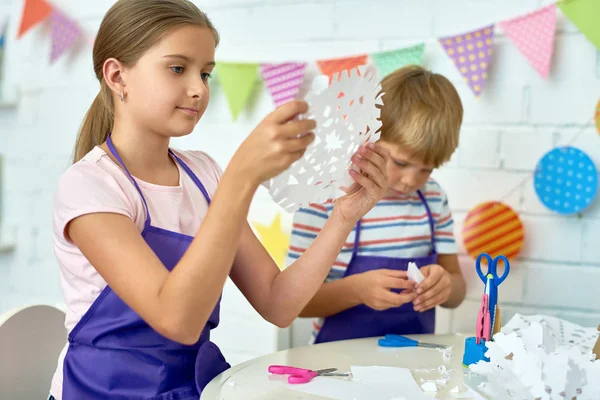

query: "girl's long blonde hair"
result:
(72, 0), (219, 163)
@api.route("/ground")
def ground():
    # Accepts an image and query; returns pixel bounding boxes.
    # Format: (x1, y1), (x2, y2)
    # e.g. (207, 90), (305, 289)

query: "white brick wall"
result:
(1, 0), (600, 366)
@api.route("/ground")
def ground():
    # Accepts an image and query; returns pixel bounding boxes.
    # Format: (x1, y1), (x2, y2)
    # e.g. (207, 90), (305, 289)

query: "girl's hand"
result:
(332, 142), (390, 225)
(229, 101), (316, 187)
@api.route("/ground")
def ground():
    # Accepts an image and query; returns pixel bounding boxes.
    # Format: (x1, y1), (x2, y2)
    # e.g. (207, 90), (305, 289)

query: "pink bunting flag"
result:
(260, 62), (307, 108)
(439, 25), (494, 97)
(499, 4), (556, 79)
(49, 9), (81, 63)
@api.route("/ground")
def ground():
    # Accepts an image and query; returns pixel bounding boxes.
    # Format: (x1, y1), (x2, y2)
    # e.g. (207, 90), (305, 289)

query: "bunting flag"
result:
(316, 54), (368, 83)
(0, 17), (6, 83)
(49, 9), (80, 63)
(499, 4), (556, 79)
(439, 25), (494, 97)
(17, 0), (53, 39)
(558, 0), (600, 51)
(215, 62), (258, 121)
(260, 62), (307, 108)
(595, 98), (600, 134)
(253, 213), (290, 270)
(0, 16), (7, 49)
(370, 43), (425, 78)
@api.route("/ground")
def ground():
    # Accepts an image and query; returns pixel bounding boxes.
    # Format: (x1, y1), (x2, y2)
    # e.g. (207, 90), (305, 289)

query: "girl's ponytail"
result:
(72, 80), (114, 163)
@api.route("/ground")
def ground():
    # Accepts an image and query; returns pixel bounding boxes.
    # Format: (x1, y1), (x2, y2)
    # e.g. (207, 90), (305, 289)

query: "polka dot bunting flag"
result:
(534, 146), (598, 215)
(439, 25), (494, 97)
(462, 201), (524, 262)
(498, 4), (557, 79)
(49, 9), (81, 63)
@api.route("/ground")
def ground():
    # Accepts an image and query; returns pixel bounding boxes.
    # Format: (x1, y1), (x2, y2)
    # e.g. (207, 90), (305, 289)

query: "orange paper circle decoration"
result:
(462, 201), (524, 261)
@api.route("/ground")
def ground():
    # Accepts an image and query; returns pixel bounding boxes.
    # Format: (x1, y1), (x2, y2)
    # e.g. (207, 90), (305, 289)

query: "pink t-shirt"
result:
(50, 146), (222, 399)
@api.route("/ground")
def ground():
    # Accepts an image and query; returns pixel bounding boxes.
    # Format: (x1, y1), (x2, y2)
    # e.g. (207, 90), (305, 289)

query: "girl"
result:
(49, 0), (389, 399)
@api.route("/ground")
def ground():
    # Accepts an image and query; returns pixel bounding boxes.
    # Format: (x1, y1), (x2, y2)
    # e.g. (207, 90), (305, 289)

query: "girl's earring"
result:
(120, 90), (125, 102)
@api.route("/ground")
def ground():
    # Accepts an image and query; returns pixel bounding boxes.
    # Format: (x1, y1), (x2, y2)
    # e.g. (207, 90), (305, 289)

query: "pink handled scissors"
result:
(268, 365), (350, 384)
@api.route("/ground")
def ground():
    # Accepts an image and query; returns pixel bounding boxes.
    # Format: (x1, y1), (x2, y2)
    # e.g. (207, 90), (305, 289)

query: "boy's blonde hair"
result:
(72, 0), (219, 163)
(379, 65), (463, 168)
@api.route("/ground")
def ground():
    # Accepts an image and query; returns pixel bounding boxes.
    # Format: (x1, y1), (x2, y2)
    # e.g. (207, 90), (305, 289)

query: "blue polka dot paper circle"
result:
(534, 146), (598, 215)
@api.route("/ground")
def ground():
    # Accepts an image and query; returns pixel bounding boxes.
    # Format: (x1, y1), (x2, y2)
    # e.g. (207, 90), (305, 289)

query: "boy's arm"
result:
(300, 270), (416, 317)
(298, 276), (362, 317)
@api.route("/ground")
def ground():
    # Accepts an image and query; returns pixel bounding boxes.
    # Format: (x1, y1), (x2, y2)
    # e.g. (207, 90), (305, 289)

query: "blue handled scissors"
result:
(378, 334), (448, 349)
(475, 253), (510, 337)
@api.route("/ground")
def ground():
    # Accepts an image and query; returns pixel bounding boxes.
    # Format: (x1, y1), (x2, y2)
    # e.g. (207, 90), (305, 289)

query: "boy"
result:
(286, 65), (466, 344)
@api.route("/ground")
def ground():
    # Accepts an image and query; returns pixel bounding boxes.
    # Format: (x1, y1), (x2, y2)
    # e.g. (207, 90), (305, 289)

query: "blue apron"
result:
(314, 190), (438, 343)
(62, 135), (230, 399)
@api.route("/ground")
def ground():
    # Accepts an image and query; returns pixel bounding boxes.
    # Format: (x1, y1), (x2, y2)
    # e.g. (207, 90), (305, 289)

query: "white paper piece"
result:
(407, 262), (425, 284)
(277, 376), (401, 400)
(350, 366), (431, 400)
(468, 314), (600, 400)
(420, 381), (437, 392)
(266, 66), (384, 212)
(450, 386), (487, 399)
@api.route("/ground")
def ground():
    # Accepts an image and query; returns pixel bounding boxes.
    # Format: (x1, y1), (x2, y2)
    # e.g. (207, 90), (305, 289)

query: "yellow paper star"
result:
(253, 213), (290, 270)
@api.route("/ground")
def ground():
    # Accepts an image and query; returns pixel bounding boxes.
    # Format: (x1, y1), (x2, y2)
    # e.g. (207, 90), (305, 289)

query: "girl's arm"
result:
(229, 143), (390, 327)
(68, 101), (315, 345)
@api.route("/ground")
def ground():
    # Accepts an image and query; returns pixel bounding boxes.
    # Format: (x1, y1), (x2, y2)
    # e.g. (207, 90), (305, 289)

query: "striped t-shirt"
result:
(286, 179), (457, 343)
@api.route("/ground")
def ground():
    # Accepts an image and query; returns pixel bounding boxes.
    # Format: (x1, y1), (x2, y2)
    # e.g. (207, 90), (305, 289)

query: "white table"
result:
(202, 333), (487, 399)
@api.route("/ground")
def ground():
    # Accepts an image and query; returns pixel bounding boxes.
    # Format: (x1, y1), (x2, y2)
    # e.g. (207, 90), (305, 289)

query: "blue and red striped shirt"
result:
(286, 179), (457, 342)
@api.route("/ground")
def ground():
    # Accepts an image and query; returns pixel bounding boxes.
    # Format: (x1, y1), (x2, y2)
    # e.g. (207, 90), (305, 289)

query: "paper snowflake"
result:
(266, 66), (384, 213)
(469, 315), (600, 400)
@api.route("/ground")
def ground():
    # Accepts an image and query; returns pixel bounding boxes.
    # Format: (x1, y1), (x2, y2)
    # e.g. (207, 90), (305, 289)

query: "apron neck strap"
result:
(106, 133), (152, 230)
(352, 219), (362, 258)
(351, 191), (437, 258)
(169, 151), (211, 205)
(417, 190), (436, 252)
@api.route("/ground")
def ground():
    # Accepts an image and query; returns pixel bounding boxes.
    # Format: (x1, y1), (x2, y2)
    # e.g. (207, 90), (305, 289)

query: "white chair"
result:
(0, 304), (67, 399)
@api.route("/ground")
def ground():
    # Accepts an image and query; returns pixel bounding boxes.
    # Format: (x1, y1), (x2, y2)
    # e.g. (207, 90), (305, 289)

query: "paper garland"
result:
(595, 98), (600, 134)
(260, 62), (306, 108)
(439, 25), (494, 97)
(49, 9), (80, 63)
(215, 62), (258, 121)
(17, 0), (53, 39)
(16, 0), (80, 63)
(499, 4), (556, 79)
(370, 44), (425, 78)
(316, 55), (368, 83)
(558, 0), (600, 51)
(462, 201), (524, 261)
(533, 146), (598, 215)
(253, 213), (290, 270)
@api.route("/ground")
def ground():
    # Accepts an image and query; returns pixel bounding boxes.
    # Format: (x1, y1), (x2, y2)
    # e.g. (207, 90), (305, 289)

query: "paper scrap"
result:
(266, 67), (383, 212)
(420, 381), (437, 392)
(468, 314), (600, 400)
(350, 366), (432, 400)
(407, 262), (425, 284)
(277, 376), (401, 400)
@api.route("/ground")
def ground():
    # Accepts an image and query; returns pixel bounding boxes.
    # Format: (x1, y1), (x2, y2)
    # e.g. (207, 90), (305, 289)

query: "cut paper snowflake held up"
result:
(266, 67), (384, 213)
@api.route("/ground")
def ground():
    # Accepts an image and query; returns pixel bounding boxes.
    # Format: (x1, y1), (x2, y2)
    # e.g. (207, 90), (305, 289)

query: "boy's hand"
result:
(352, 269), (416, 311)
(413, 264), (451, 312)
